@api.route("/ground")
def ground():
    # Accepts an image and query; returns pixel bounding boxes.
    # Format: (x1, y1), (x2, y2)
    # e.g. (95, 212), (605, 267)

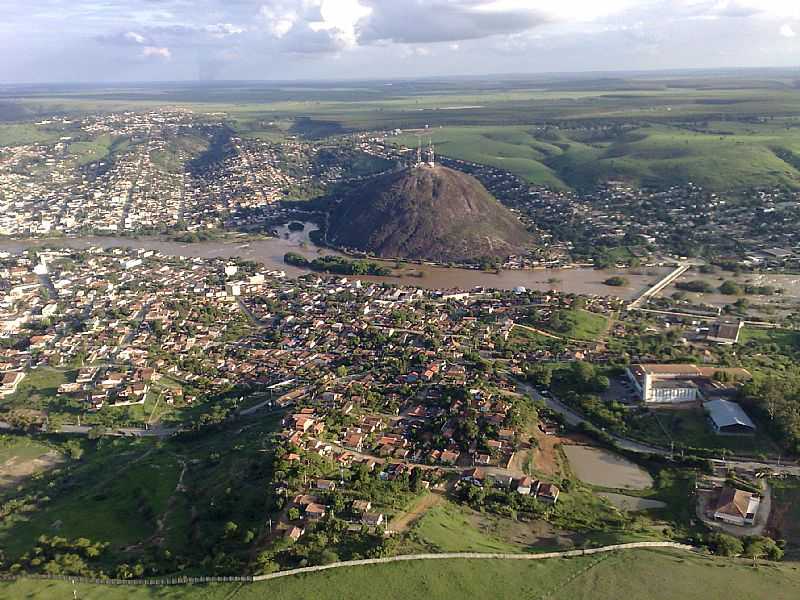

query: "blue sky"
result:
(2, 0), (800, 83)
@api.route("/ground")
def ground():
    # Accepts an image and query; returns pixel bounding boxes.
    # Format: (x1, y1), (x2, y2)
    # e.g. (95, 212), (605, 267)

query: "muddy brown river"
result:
(0, 229), (667, 298)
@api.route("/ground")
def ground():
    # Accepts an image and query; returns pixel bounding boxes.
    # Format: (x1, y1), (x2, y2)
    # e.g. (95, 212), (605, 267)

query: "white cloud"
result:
(142, 46), (171, 59)
(124, 31), (146, 44)
(780, 23), (796, 37)
(205, 23), (246, 38)
(259, 2), (301, 38)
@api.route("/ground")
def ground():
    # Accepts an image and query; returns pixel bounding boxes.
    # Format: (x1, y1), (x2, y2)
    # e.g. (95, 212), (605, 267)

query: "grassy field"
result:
(394, 121), (800, 191)
(409, 501), (521, 553)
(7, 77), (800, 192)
(740, 327), (800, 353)
(542, 309), (609, 341)
(630, 408), (780, 456)
(0, 123), (64, 146)
(0, 444), (181, 556)
(2, 550), (800, 599)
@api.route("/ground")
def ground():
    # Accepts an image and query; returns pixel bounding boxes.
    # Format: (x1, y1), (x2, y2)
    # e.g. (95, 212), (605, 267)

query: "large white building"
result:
(626, 364), (751, 404)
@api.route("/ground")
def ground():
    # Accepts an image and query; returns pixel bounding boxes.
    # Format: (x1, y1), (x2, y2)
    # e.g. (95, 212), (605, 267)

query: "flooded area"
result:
(661, 271), (800, 310)
(562, 445), (653, 490)
(0, 231), (667, 297)
(599, 492), (666, 511)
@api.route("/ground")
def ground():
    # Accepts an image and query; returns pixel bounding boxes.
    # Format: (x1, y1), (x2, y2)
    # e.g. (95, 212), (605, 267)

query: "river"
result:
(0, 227), (668, 298)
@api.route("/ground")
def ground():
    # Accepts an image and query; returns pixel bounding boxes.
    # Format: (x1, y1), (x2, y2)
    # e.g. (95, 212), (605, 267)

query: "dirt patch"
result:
(465, 509), (575, 549)
(0, 450), (63, 490)
(388, 491), (444, 533)
(531, 431), (562, 478)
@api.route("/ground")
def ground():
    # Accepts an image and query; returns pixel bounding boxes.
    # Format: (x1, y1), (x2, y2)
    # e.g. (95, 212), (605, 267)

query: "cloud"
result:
(358, 0), (549, 44)
(124, 31), (146, 44)
(142, 46), (171, 59)
(204, 23), (246, 38)
(259, 2), (302, 38)
(780, 23), (797, 37)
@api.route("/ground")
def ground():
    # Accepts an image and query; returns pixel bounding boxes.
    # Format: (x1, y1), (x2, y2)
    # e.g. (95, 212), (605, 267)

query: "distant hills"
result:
(326, 165), (534, 263)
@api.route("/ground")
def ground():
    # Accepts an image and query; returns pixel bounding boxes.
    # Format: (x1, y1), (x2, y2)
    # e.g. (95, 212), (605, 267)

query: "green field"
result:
(740, 327), (800, 353)
(409, 501), (520, 553)
(542, 309), (609, 341)
(1, 550), (799, 600)
(7, 76), (800, 192)
(0, 123), (64, 146)
(394, 121), (800, 191)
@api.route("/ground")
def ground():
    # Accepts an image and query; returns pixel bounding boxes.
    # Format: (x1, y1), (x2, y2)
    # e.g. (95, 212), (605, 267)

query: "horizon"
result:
(3, 64), (800, 90)
(4, 1), (800, 84)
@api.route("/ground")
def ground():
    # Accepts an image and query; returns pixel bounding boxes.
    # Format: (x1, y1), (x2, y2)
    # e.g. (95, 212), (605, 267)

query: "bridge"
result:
(627, 263), (691, 310)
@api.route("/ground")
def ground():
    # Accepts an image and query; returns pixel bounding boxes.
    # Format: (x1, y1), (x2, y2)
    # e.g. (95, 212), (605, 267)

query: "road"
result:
(515, 380), (800, 476)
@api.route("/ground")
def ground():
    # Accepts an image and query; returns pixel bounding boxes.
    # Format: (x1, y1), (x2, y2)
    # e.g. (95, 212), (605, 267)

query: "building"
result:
(713, 486), (760, 526)
(705, 399), (756, 435)
(0, 371), (25, 397)
(626, 364), (751, 404)
(707, 321), (743, 345)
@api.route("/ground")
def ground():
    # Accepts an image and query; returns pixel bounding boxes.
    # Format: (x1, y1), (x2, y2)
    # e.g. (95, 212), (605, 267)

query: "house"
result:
(713, 486), (760, 526)
(461, 467), (485, 486)
(707, 321), (743, 345)
(440, 450), (460, 465)
(304, 503), (327, 520)
(352, 500), (372, 514)
(0, 371), (24, 397)
(315, 479), (336, 491)
(537, 482), (560, 504)
(515, 476), (537, 495)
(705, 399), (756, 435)
(285, 526), (305, 542)
(362, 513), (384, 527)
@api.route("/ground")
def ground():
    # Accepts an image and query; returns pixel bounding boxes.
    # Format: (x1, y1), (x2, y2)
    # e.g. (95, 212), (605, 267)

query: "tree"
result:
(288, 507), (301, 521)
(708, 532), (743, 557)
(223, 521), (239, 539)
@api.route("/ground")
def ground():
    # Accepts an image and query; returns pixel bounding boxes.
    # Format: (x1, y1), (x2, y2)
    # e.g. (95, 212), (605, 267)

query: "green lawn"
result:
(2, 550), (800, 600)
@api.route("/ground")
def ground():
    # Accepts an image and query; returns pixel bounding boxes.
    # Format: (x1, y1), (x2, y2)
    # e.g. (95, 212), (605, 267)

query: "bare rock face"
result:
(327, 165), (534, 262)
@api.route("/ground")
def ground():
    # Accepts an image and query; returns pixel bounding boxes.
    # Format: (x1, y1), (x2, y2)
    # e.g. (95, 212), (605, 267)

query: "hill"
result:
(326, 165), (535, 262)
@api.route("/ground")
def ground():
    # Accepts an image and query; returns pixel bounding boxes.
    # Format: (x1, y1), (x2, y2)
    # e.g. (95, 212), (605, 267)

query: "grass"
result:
(0, 445), (181, 556)
(739, 327), (800, 353)
(410, 500), (520, 553)
(635, 408), (780, 456)
(394, 121), (800, 191)
(542, 308), (609, 341)
(2, 550), (800, 599)
(0, 123), (63, 146)
(0, 436), (52, 464)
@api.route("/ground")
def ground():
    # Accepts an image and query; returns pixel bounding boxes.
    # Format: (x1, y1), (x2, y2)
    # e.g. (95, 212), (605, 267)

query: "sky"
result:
(1, 0), (800, 83)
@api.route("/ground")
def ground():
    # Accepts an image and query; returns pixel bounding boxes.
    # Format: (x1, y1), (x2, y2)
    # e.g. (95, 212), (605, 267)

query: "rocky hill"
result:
(326, 165), (534, 263)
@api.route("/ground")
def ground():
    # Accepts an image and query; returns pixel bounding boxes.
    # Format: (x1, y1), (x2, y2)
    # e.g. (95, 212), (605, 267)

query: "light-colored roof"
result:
(705, 399), (755, 430)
